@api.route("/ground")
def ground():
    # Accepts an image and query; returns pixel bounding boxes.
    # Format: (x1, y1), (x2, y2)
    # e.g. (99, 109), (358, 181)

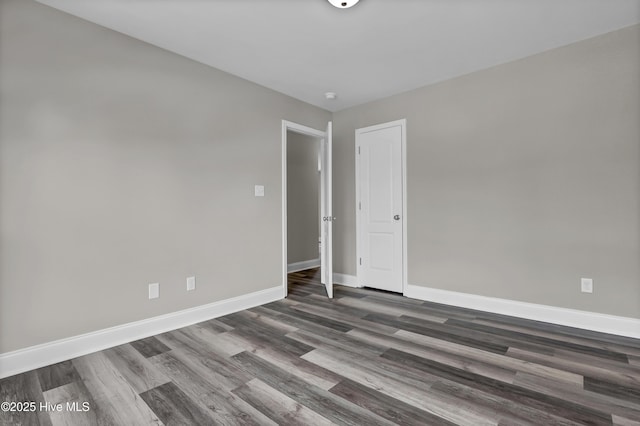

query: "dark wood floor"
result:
(2, 268), (640, 425)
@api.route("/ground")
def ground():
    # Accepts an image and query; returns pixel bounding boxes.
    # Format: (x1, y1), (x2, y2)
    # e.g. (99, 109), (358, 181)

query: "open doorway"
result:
(282, 121), (333, 299)
(287, 131), (321, 284)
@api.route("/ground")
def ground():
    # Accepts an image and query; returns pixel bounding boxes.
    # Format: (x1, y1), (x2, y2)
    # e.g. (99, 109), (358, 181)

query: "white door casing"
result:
(282, 120), (333, 299)
(356, 120), (406, 293)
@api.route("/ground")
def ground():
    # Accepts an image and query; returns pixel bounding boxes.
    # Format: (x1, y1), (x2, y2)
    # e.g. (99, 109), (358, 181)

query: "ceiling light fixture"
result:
(327, 0), (360, 9)
(325, 92), (337, 100)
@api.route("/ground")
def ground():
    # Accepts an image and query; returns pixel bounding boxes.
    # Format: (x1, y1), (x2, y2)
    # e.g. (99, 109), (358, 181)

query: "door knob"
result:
(394, 215), (400, 221)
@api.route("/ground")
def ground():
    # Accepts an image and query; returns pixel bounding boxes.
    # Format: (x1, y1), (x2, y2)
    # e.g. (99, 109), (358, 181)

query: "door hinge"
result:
(359, 201), (361, 210)
(358, 146), (361, 155)
(359, 258), (362, 265)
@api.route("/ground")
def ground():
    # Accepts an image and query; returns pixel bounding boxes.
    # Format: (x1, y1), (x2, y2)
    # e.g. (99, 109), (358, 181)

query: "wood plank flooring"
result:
(2, 268), (640, 425)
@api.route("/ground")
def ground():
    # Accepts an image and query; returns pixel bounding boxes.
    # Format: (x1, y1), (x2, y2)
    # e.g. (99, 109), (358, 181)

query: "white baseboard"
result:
(333, 273), (361, 288)
(0, 285), (282, 379)
(405, 284), (640, 339)
(287, 258), (321, 273)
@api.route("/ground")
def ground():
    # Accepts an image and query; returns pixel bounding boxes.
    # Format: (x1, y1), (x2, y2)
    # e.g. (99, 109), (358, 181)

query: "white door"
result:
(356, 121), (404, 293)
(320, 122), (333, 298)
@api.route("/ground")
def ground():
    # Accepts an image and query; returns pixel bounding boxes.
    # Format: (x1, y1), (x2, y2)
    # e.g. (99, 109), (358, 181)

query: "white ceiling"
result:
(36, 0), (640, 112)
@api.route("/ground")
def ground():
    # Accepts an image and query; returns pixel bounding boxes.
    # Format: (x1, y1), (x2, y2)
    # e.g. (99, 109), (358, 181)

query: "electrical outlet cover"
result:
(581, 278), (593, 293)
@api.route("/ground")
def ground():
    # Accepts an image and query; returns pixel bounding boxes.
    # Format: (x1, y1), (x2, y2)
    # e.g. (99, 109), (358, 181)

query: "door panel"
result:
(369, 142), (394, 223)
(320, 122), (333, 298)
(357, 124), (403, 293)
(370, 233), (394, 270)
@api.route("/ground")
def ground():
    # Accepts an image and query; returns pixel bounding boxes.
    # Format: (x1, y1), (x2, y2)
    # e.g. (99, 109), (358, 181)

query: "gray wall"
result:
(0, 0), (330, 353)
(333, 25), (640, 319)
(287, 132), (320, 265)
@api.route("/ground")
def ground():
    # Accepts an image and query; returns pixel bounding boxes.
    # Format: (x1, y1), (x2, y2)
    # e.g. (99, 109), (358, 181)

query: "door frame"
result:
(355, 119), (408, 294)
(282, 120), (327, 298)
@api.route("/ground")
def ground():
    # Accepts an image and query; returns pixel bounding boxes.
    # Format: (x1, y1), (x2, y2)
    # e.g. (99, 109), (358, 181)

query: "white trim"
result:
(355, 119), (408, 293)
(333, 273), (361, 288)
(282, 120), (327, 139)
(0, 286), (282, 379)
(288, 258), (321, 273)
(401, 121), (407, 295)
(405, 284), (640, 339)
(282, 120), (327, 299)
(282, 120), (288, 300)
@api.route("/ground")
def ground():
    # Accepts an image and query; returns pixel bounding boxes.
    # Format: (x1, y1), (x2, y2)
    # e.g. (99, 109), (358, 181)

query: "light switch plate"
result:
(187, 276), (196, 291)
(254, 185), (265, 197)
(149, 283), (159, 299)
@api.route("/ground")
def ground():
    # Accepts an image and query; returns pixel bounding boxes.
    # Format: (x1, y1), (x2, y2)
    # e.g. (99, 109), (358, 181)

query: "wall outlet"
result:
(581, 278), (593, 293)
(149, 283), (160, 299)
(186, 276), (196, 291)
(254, 185), (265, 197)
